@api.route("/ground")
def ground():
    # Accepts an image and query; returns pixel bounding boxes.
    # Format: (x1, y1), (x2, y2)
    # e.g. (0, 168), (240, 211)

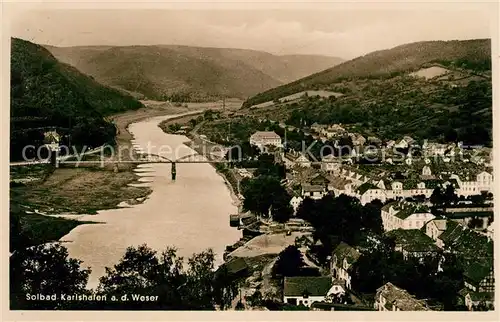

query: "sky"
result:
(9, 3), (495, 59)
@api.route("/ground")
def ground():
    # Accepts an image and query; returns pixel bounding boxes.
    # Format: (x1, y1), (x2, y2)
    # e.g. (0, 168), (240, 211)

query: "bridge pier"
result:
(171, 162), (176, 180)
(50, 150), (59, 168)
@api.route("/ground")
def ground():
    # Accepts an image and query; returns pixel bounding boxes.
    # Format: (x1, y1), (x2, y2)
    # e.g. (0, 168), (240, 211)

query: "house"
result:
(424, 218), (448, 241)
(421, 166), (432, 177)
(310, 123), (328, 133)
(249, 131), (282, 149)
(328, 177), (353, 197)
(283, 152), (311, 168)
(367, 136), (382, 146)
(386, 140), (396, 149)
(374, 282), (431, 311)
(356, 182), (386, 205)
(321, 124), (346, 138)
(463, 261), (494, 293)
(433, 220), (493, 263)
(321, 154), (341, 173)
(450, 170), (493, 196)
(309, 173), (331, 187)
(403, 136), (416, 146)
(330, 242), (360, 289)
(395, 138), (410, 149)
(422, 141), (447, 156)
(295, 154), (311, 167)
(349, 133), (366, 147)
(290, 196), (304, 214)
(381, 202), (435, 232)
(301, 184), (327, 200)
(464, 291), (494, 311)
(43, 130), (61, 144)
(385, 229), (439, 259)
(283, 276), (337, 307)
(462, 260), (495, 311)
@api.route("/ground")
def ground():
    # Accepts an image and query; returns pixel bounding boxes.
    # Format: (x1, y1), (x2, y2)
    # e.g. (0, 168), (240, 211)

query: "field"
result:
(250, 90), (343, 108)
(229, 232), (308, 258)
(11, 167), (151, 215)
(409, 66), (450, 79)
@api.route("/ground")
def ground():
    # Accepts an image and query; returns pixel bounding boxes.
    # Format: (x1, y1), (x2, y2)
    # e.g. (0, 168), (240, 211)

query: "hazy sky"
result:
(9, 4), (495, 59)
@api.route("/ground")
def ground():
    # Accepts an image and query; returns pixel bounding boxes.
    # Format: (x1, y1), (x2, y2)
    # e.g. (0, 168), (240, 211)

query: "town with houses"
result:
(211, 117), (494, 312)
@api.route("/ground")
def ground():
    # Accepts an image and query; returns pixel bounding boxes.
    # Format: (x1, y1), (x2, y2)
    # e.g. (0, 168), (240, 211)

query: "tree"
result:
(9, 206), (33, 253)
(430, 187), (445, 207)
(97, 245), (234, 310)
(470, 194), (485, 205)
(361, 200), (384, 235)
(240, 176), (291, 218)
(245, 289), (263, 308)
(444, 184), (458, 206)
(271, 200), (293, 223)
(468, 217), (483, 229)
(10, 243), (91, 309)
(272, 245), (305, 277)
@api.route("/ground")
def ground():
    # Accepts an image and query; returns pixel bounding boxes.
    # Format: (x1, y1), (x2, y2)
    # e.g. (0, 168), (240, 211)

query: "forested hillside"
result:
(10, 38), (143, 161)
(243, 39), (491, 107)
(241, 39), (492, 146)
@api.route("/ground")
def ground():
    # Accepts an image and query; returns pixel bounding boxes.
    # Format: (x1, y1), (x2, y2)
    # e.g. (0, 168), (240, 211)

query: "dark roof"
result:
(381, 201), (398, 212)
(386, 229), (438, 252)
(438, 221), (493, 265)
(310, 173), (331, 184)
(376, 282), (430, 311)
(423, 179), (442, 189)
(332, 242), (360, 266)
(302, 184), (325, 192)
(384, 202), (430, 220)
(463, 260), (493, 284)
(437, 220), (461, 242)
(328, 176), (351, 190)
(356, 182), (378, 194)
(224, 257), (249, 275)
(468, 292), (494, 302)
(283, 276), (332, 297)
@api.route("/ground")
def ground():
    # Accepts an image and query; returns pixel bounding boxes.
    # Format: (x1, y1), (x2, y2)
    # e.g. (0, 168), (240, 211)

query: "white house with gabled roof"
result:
(381, 201), (435, 232)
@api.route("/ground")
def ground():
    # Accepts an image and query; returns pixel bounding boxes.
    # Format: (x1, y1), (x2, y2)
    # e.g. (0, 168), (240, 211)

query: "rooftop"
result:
(438, 220), (493, 263)
(251, 131), (280, 139)
(356, 182), (379, 194)
(283, 276), (333, 297)
(376, 282), (430, 311)
(386, 229), (438, 252)
(332, 242), (360, 266)
(302, 184), (325, 193)
(463, 260), (493, 284)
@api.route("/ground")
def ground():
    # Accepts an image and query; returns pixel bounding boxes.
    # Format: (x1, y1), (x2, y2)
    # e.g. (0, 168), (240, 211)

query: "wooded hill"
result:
(45, 44), (344, 102)
(243, 39), (491, 108)
(10, 38), (143, 160)
(241, 39), (492, 145)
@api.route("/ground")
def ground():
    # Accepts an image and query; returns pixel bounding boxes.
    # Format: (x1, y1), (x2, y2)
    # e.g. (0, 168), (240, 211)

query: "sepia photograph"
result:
(5, 0), (497, 314)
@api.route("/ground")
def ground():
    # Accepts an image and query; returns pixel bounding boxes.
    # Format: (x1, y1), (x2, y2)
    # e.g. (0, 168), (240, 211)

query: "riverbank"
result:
(10, 104), (214, 247)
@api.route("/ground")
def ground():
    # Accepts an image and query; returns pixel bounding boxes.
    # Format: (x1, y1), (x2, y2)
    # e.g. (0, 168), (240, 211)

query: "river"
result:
(59, 113), (241, 288)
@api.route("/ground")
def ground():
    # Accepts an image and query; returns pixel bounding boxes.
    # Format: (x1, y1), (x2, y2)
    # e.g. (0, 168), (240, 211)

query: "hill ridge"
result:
(43, 43), (344, 101)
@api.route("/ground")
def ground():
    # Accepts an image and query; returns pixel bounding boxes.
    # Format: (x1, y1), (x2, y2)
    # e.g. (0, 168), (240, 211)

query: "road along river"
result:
(59, 113), (241, 288)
